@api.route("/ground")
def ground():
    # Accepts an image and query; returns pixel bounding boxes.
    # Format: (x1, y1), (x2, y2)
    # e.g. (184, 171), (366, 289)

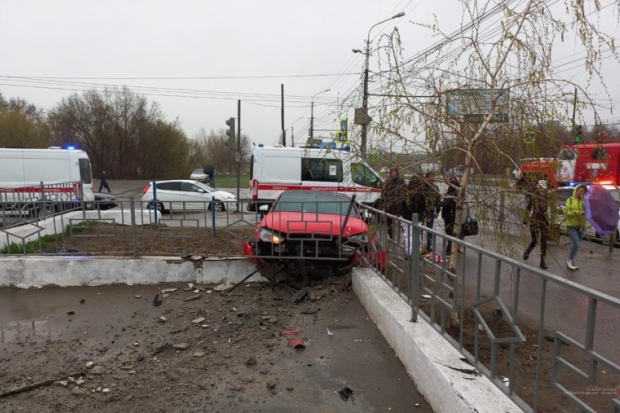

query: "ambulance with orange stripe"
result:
(247, 145), (383, 211)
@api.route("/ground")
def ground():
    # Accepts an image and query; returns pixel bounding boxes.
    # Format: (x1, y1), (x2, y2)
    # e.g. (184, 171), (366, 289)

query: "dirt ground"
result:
(0, 276), (432, 413)
(41, 223), (254, 257)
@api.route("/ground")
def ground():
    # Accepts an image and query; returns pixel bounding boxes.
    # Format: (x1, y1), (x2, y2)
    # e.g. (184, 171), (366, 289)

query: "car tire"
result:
(148, 202), (166, 214)
(208, 202), (225, 212)
(247, 202), (256, 212)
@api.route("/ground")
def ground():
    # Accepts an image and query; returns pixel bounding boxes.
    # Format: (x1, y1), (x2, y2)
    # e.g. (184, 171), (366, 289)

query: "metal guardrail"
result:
(357, 203), (620, 413)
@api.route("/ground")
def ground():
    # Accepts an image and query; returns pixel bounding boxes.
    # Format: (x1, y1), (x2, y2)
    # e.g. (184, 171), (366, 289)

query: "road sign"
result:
(446, 89), (510, 123)
(354, 108), (372, 125)
(524, 131), (536, 144)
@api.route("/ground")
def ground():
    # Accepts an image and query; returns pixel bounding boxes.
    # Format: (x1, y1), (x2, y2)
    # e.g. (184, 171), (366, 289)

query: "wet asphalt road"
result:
(0, 284), (433, 412)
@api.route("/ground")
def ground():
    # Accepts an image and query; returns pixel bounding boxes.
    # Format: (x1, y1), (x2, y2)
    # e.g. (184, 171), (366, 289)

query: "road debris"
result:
(290, 287), (309, 306)
(302, 307), (320, 315)
(288, 338), (305, 349)
(184, 294), (201, 302)
(161, 288), (177, 293)
(192, 317), (205, 324)
(85, 361), (94, 369)
(152, 294), (162, 307)
(173, 343), (190, 350)
(193, 351), (206, 358)
(327, 328), (334, 336)
(339, 386), (354, 401)
(90, 366), (105, 375)
(214, 283), (234, 292)
(281, 329), (299, 336)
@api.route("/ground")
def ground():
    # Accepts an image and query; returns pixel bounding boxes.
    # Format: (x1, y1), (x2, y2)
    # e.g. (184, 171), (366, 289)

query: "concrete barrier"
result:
(0, 256), (265, 288)
(352, 267), (521, 413)
(0, 209), (161, 250)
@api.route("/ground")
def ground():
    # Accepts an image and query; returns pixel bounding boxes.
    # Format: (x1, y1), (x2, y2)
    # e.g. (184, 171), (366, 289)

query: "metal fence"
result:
(357, 203), (620, 413)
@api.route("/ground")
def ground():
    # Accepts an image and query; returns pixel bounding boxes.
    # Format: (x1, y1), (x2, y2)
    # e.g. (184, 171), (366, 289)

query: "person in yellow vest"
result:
(564, 184), (587, 270)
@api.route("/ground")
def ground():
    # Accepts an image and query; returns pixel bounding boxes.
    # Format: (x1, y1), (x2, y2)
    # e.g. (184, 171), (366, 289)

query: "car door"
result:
(180, 181), (210, 211)
(156, 181), (182, 211)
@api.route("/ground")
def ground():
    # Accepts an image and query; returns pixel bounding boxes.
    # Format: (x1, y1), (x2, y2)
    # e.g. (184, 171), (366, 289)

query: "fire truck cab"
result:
(518, 142), (620, 188)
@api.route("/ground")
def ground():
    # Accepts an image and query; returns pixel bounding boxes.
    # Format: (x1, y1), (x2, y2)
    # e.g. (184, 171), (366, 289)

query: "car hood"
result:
(211, 190), (235, 199)
(260, 212), (367, 237)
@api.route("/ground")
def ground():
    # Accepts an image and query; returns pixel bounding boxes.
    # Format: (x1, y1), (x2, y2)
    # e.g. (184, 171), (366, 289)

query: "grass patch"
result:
(213, 174), (249, 189)
(1, 221), (98, 254)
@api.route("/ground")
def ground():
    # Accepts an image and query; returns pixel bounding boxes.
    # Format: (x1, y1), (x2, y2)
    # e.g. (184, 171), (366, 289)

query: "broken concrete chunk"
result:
(161, 288), (177, 294)
(85, 361), (94, 369)
(184, 294), (201, 302)
(120, 364), (134, 370)
(71, 387), (89, 397)
(214, 283), (234, 292)
(193, 351), (206, 358)
(90, 366), (105, 375)
(57, 380), (69, 387)
(173, 342), (190, 350)
(192, 317), (205, 324)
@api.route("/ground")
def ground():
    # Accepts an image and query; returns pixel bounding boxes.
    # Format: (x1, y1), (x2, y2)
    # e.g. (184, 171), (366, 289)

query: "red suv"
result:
(243, 191), (384, 276)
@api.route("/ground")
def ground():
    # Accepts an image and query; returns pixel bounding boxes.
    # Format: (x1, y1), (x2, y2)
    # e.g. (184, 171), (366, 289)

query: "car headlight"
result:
(259, 229), (283, 244)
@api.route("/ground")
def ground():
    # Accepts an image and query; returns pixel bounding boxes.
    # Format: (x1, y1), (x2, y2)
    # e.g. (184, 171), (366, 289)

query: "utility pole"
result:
(236, 100), (241, 211)
(352, 12), (405, 158)
(310, 89), (331, 141)
(281, 84), (285, 147)
(571, 87), (578, 133)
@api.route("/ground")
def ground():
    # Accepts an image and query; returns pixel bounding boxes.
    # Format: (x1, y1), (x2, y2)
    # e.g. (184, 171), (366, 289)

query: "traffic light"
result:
(226, 118), (236, 140)
(575, 125), (582, 144)
(524, 130), (535, 144)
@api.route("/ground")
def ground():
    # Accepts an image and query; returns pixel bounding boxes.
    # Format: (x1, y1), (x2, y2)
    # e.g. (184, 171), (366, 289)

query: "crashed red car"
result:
(243, 191), (385, 276)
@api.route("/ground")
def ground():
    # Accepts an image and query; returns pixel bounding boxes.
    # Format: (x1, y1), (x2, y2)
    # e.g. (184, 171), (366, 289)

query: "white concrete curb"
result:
(352, 268), (521, 413)
(0, 256), (266, 288)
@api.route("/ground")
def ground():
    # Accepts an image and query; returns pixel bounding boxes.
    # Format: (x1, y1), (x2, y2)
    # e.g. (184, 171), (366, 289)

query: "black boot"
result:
(523, 249), (531, 261)
(539, 257), (548, 270)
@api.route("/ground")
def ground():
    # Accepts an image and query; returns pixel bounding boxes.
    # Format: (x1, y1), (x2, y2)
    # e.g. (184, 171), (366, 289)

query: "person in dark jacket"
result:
(422, 172), (441, 252)
(400, 175), (427, 257)
(441, 176), (464, 256)
(98, 170), (111, 193)
(522, 180), (551, 269)
(380, 168), (405, 238)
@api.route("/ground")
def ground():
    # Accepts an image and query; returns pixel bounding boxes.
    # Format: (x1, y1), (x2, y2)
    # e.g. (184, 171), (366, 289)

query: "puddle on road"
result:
(1, 319), (60, 343)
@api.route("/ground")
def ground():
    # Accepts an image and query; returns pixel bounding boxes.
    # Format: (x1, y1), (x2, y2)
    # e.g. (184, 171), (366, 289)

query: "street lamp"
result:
(310, 88), (331, 140)
(290, 116), (304, 147)
(353, 11), (405, 157)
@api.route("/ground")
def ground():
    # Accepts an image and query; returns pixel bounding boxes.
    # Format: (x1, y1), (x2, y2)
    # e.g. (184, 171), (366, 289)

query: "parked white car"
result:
(553, 184), (620, 244)
(190, 168), (209, 183)
(142, 180), (236, 212)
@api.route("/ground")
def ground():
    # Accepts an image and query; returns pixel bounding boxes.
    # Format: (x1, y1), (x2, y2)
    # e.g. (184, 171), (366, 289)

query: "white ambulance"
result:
(247, 145), (383, 211)
(0, 147), (95, 215)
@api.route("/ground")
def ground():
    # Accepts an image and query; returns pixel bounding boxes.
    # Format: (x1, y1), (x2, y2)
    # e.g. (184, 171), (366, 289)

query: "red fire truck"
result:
(518, 142), (620, 188)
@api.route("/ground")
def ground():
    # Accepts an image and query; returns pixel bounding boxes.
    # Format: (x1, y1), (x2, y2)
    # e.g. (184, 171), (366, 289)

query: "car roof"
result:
(276, 190), (351, 203)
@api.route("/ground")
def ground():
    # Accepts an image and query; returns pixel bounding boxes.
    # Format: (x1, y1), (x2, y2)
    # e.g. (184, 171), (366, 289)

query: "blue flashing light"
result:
(258, 143), (264, 147)
(66, 145), (76, 150)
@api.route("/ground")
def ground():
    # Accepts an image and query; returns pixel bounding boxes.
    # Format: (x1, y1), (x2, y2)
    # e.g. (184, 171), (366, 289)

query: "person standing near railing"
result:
(564, 184), (587, 271)
(522, 180), (551, 269)
(379, 168), (405, 239)
(400, 174), (427, 258)
(422, 172), (441, 253)
(440, 176), (464, 256)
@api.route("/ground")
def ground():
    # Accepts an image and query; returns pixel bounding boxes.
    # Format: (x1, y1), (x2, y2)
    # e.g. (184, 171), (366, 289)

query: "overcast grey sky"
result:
(1, 0), (619, 146)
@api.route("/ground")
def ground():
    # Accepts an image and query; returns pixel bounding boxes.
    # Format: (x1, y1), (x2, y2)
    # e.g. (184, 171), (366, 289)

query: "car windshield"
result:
(272, 192), (358, 217)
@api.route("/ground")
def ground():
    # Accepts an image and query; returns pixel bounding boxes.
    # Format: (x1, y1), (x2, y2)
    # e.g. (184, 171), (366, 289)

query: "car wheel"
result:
(247, 202), (256, 212)
(148, 202), (166, 214)
(208, 202), (225, 212)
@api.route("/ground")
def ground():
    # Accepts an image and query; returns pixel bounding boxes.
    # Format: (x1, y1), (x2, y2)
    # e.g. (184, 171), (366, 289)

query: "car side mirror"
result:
(259, 205), (270, 212)
(198, 189), (206, 193)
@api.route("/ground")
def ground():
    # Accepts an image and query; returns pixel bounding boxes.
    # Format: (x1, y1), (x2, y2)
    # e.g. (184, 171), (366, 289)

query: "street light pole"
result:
(353, 12), (405, 158)
(310, 88), (331, 140)
(290, 116), (304, 147)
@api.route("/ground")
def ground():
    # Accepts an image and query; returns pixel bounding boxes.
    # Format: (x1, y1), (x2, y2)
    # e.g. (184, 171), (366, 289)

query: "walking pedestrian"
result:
(98, 170), (111, 193)
(565, 184), (587, 270)
(380, 168), (405, 239)
(422, 172), (441, 252)
(522, 180), (551, 269)
(203, 164), (215, 189)
(400, 175), (427, 258)
(440, 176), (464, 256)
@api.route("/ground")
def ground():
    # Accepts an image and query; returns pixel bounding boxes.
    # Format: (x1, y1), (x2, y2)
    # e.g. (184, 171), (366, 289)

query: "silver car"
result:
(190, 168), (208, 183)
